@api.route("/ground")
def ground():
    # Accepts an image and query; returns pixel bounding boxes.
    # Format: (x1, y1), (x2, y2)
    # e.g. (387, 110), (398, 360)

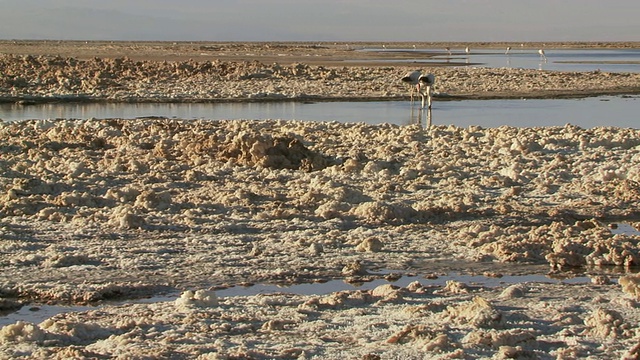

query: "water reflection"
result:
(409, 106), (432, 128)
(0, 270), (595, 327)
(2, 95), (638, 128)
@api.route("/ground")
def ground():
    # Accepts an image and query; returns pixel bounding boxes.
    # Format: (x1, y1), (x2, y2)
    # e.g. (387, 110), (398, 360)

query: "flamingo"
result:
(538, 49), (547, 61)
(401, 70), (436, 109)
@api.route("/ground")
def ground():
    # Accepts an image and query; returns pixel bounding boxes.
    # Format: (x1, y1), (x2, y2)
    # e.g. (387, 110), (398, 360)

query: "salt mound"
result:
(356, 238), (383, 252)
(444, 296), (503, 329)
(0, 321), (45, 343)
(175, 290), (219, 308)
(219, 132), (333, 171)
(619, 274), (640, 299)
(463, 328), (537, 348)
(584, 308), (629, 339)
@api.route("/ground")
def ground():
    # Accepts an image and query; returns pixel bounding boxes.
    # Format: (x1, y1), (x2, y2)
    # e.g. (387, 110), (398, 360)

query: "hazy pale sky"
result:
(0, 0), (638, 42)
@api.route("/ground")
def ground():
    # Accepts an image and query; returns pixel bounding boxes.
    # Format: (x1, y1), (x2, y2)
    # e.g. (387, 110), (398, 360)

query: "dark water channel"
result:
(2, 95), (639, 129)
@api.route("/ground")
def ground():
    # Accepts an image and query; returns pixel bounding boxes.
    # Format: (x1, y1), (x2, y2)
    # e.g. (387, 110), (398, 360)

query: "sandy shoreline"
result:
(1, 41), (640, 359)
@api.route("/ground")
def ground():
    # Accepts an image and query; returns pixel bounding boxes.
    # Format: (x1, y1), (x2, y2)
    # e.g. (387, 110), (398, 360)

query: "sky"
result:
(0, 0), (638, 42)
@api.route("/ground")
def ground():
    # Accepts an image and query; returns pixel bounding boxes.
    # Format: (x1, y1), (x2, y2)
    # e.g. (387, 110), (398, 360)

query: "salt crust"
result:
(2, 119), (640, 358)
(2, 54), (640, 102)
(174, 290), (219, 308)
(2, 281), (639, 358)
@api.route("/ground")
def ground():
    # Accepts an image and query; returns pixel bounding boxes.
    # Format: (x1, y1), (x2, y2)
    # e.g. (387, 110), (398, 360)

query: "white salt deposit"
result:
(1, 118), (640, 358)
(174, 290), (219, 308)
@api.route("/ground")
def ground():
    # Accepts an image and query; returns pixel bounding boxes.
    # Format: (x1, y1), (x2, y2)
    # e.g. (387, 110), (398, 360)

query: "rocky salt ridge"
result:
(1, 54), (640, 104)
(2, 118), (640, 358)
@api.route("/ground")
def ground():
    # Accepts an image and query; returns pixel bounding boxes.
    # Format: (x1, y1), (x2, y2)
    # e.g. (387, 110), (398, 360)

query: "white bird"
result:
(401, 70), (436, 109)
(465, 46), (470, 55)
(538, 49), (547, 61)
(445, 47), (451, 56)
(505, 46), (511, 55)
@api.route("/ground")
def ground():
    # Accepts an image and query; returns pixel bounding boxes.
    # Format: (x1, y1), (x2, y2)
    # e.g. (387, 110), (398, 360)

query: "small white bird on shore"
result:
(505, 46), (511, 55)
(401, 70), (436, 109)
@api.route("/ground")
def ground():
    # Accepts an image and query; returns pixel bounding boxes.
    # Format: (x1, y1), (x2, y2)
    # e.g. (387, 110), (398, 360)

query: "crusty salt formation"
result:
(1, 54), (639, 102)
(175, 290), (218, 308)
(4, 277), (636, 359)
(1, 118), (640, 292)
(584, 307), (630, 339)
(0, 321), (45, 344)
(2, 117), (640, 358)
(619, 274), (640, 299)
(444, 296), (503, 328)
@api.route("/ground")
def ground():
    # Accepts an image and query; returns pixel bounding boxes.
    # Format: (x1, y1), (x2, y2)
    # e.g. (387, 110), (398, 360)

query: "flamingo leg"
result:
(419, 86), (432, 109)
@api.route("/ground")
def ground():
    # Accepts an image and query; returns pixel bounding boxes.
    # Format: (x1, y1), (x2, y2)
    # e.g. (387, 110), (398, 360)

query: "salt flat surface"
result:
(2, 118), (640, 358)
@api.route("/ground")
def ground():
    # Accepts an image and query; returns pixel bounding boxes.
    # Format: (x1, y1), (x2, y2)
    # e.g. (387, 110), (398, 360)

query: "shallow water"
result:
(611, 223), (640, 236)
(0, 271), (591, 327)
(361, 48), (640, 73)
(3, 246), (639, 327)
(1, 95), (639, 128)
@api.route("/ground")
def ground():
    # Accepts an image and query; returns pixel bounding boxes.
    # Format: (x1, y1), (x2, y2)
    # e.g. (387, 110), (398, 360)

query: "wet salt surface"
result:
(1, 95), (638, 128)
(0, 271), (592, 327)
(4, 216), (639, 330)
(361, 48), (640, 73)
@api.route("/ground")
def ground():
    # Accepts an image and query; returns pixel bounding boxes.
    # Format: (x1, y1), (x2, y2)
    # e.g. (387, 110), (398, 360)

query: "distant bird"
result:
(413, 44), (417, 51)
(445, 47), (451, 56)
(505, 46), (511, 55)
(401, 70), (436, 109)
(538, 49), (547, 61)
(465, 46), (470, 55)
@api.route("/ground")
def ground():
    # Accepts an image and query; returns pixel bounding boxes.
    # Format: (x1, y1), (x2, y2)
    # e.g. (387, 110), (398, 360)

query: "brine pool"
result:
(1, 95), (639, 129)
